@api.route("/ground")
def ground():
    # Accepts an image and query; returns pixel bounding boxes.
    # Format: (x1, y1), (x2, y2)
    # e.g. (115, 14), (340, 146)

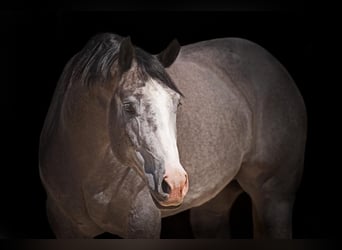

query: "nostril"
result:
(161, 179), (171, 194)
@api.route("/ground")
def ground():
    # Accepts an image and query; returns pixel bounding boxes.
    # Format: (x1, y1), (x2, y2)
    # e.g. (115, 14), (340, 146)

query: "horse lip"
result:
(151, 189), (169, 202)
(150, 190), (184, 209)
(151, 194), (182, 209)
(158, 200), (183, 207)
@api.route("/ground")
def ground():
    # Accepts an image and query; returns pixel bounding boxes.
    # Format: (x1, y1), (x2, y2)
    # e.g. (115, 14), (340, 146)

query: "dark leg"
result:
(190, 181), (243, 238)
(250, 192), (294, 239)
(237, 166), (297, 239)
(236, 144), (304, 239)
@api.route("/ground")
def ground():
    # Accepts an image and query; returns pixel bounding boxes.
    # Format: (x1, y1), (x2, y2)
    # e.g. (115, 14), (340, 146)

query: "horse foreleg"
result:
(190, 180), (243, 238)
(126, 190), (162, 238)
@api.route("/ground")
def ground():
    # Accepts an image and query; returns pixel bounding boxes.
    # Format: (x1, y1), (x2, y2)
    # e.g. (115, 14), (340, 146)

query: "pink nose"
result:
(160, 167), (189, 207)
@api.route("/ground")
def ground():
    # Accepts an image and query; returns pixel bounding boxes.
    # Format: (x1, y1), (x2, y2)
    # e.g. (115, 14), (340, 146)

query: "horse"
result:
(39, 33), (307, 238)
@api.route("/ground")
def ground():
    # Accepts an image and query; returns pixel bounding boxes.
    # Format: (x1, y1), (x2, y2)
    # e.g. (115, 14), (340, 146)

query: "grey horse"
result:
(39, 33), (306, 238)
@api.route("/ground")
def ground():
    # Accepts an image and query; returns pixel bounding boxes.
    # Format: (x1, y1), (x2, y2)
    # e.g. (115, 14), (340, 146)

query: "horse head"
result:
(108, 37), (188, 207)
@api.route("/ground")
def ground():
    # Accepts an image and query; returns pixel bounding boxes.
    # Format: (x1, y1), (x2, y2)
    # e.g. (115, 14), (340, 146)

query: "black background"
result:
(1, 1), (340, 239)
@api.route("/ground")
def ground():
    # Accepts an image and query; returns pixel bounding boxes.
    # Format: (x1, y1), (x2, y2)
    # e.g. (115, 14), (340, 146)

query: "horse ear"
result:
(157, 39), (180, 68)
(118, 36), (135, 73)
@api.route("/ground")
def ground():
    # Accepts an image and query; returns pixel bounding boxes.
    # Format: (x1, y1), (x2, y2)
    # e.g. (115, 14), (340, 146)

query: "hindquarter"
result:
(231, 39), (307, 196)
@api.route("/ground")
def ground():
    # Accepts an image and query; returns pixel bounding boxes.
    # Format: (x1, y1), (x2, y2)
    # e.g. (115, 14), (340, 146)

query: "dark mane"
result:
(62, 32), (182, 95)
(68, 33), (123, 87)
(42, 33), (182, 142)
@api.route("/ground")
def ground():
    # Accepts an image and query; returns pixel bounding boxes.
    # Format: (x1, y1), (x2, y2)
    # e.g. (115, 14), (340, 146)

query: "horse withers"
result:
(39, 33), (306, 238)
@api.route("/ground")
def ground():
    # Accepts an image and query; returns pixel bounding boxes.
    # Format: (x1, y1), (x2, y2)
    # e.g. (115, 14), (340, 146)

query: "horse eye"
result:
(123, 103), (137, 115)
(177, 101), (182, 108)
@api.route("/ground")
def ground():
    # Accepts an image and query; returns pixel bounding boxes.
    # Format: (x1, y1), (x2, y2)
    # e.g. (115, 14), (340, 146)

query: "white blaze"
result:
(142, 79), (180, 166)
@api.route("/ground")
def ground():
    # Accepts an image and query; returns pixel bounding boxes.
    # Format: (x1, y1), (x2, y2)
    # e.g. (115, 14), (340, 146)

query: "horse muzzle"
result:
(155, 166), (189, 207)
